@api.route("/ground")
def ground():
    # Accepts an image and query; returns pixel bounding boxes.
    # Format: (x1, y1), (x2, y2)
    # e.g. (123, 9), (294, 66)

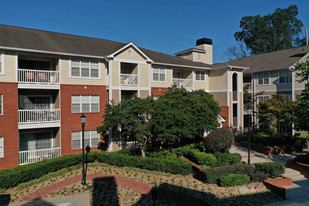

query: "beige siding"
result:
(112, 89), (120, 104)
(111, 61), (120, 87)
(208, 69), (227, 91)
(254, 70), (293, 92)
(139, 64), (149, 87)
(140, 90), (150, 98)
(0, 53), (17, 82)
(209, 92), (227, 106)
(239, 92), (243, 129)
(60, 58), (107, 85)
(112, 142), (120, 151)
(294, 73), (306, 89)
(115, 47), (146, 62)
(151, 67), (172, 88)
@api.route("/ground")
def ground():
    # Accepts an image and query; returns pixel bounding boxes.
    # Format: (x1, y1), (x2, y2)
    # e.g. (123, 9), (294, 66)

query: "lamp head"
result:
(80, 113), (86, 124)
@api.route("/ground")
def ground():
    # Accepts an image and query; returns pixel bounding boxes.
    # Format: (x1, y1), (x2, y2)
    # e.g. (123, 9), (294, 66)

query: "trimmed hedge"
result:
(201, 163), (254, 184)
(218, 174), (250, 187)
(250, 171), (267, 182)
(214, 152), (242, 167)
(96, 151), (192, 175)
(253, 162), (285, 178)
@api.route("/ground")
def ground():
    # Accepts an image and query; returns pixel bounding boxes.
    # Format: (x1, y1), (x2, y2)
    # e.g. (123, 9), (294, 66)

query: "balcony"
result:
(18, 109), (60, 129)
(173, 78), (193, 91)
(18, 69), (59, 89)
(120, 74), (138, 86)
(19, 147), (61, 165)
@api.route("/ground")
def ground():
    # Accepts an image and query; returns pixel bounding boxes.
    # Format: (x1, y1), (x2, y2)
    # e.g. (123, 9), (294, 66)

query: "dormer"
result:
(175, 38), (213, 65)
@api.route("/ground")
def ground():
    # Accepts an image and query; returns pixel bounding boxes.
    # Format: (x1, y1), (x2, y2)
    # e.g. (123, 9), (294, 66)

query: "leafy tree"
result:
(152, 86), (220, 148)
(97, 96), (153, 158)
(234, 5), (304, 55)
(293, 60), (309, 132)
(257, 94), (295, 133)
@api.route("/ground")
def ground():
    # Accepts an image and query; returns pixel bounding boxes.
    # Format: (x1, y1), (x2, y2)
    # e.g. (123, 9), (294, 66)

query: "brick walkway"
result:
(22, 173), (152, 201)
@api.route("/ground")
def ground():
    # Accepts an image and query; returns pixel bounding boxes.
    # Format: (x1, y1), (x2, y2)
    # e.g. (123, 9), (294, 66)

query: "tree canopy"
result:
(234, 5), (304, 55)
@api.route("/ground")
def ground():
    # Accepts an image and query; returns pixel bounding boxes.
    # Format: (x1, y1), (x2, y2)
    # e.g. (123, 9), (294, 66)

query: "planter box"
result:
(286, 160), (309, 179)
(263, 176), (292, 199)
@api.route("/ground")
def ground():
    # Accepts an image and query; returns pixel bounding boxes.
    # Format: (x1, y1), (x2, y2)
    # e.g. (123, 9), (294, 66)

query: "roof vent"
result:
(196, 38), (212, 46)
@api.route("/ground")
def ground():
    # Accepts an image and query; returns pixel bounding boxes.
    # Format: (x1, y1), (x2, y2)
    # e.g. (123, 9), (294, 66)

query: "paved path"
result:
(230, 145), (309, 206)
(21, 173), (151, 202)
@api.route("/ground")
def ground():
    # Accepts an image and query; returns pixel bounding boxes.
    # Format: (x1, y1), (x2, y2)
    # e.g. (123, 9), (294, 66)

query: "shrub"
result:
(201, 163), (254, 184)
(294, 154), (309, 165)
(218, 174), (250, 187)
(214, 152), (242, 166)
(250, 171), (268, 182)
(254, 162), (285, 178)
(188, 151), (217, 167)
(204, 128), (233, 153)
(172, 144), (196, 156)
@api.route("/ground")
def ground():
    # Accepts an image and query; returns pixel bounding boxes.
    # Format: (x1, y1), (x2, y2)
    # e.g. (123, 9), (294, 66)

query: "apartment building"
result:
(225, 46), (309, 134)
(0, 25), (244, 169)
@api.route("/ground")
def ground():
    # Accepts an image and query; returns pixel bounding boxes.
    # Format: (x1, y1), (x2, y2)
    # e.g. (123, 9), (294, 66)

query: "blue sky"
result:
(1, 0), (309, 63)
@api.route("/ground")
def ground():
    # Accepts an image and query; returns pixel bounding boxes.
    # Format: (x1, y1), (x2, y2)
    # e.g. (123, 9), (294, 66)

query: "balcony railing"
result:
(120, 74), (138, 86)
(18, 69), (59, 84)
(19, 147), (61, 165)
(173, 78), (193, 90)
(233, 91), (238, 101)
(18, 109), (60, 124)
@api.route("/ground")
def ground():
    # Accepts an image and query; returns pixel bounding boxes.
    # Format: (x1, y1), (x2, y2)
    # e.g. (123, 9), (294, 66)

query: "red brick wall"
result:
(0, 83), (19, 169)
(60, 85), (108, 155)
(219, 106), (229, 128)
(151, 87), (169, 96)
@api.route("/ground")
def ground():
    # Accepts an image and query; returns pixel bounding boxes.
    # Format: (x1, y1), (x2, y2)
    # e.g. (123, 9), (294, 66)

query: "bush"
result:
(294, 154), (309, 165)
(172, 144), (196, 156)
(218, 174), (250, 187)
(201, 163), (254, 184)
(214, 153), (242, 167)
(204, 128), (233, 153)
(250, 171), (268, 182)
(96, 151), (192, 175)
(0, 154), (83, 190)
(254, 162), (285, 178)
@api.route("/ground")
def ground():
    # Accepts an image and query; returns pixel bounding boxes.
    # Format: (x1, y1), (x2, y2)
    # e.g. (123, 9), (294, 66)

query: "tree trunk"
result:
(139, 142), (146, 158)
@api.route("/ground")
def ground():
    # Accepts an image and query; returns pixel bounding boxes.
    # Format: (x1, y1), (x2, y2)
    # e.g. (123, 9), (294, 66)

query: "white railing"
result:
(18, 69), (59, 84)
(173, 78), (193, 90)
(19, 147), (61, 165)
(120, 74), (138, 86)
(18, 109), (60, 124)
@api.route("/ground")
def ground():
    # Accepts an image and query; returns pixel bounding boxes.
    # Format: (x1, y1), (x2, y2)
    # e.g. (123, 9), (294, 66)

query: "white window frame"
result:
(71, 95), (100, 113)
(257, 95), (271, 104)
(0, 52), (4, 75)
(71, 130), (100, 149)
(257, 73), (270, 86)
(278, 71), (292, 84)
(0, 94), (2, 115)
(152, 66), (166, 82)
(0, 137), (3, 158)
(70, 59), (100, 79)
(195, 71), (206, 81)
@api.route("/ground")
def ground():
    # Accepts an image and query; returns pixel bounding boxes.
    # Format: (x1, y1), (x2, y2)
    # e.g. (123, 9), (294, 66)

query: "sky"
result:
(1, 0), (309, 63)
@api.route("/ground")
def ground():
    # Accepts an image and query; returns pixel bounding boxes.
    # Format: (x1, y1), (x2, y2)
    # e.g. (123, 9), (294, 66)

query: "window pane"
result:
(287, 72), (292, 83)
(84, 131), (90, 147)
(72, 132), (80, 149)
(72, 104), (80, 113)
(159, 74), (165, 81)
(91, 69), (99, 77)
(0, 137), (3, 158)
(153, 73), (159, 81)
(258, 78), (263, 85)
(82, 104), (90, 112)
(81, 68), (89, 77)
(0, 95), (2, 115)
(91, 103), (99, 112)
(71, 67), (80, 76)
(264, 77), (269, 84)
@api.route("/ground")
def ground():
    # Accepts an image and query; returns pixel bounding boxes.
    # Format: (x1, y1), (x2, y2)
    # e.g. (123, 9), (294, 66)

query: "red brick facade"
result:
(60, 84), (108, 155)
(0, 83), (19, 169)
(219, 106), (229, 128)
(151, 87), (169, 96)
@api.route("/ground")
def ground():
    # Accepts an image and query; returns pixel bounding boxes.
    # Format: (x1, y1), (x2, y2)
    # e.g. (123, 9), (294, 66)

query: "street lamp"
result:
(80, 113), (87, 185)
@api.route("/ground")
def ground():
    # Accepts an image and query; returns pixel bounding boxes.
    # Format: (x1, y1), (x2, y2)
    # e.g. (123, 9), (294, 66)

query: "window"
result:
(71, 60), (99, 78)
(19, 131), (52, 151)
(279, 71), (292, 84)
(0, 137), (3, 158)
(71, 130), (100, 149)
(257, 95), (270, 104)
(0, 53), (4, 74)
(257, 73), (270, 85)
(0, 95), (2, 115)
(72, 95), (99, 113)
(152, 67), (165, 82)
(195, 71), (205, 81)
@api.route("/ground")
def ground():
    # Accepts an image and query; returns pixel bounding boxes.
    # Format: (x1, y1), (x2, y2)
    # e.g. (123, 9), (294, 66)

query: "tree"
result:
(257, 94), (296, 133)
(152, 86), (220, 148)
(97, 96), (153, 158)
(222, 41), (249, 61)
(293, 60), (309, 132)
(234, 5), (304, 55)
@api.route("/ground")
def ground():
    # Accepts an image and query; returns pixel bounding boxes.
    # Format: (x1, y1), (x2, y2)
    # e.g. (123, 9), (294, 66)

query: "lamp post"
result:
(80, 113), (87, 185)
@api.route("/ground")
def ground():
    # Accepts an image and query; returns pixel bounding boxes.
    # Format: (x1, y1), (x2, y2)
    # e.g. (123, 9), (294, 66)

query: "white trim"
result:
(153, 62), (210, 70)
(138, 63), (140, 97)
(71, 95), (100, 113)
(69, 59), (100, 79)
(15, 53), (18, 82)
(194, 70), (206, 82)
(151, 66), (166, 82)
(208, 89), (228, 93)
(277, 71), (292, 84)
(110, 86), (149, 91)
(291, 68), (295, 100)
(18, 122), (60, 129)
(0, 46), (105, 59)
(0, 52), (4, 75)
(0, 137), (4, 158)
(257, 72), (270, 86)
(148, 64), (152, 96)
(71, 130), (100, 150)
(113, 58), (148, 64)
(107, 42), (153, 63)
(0, 94), (3, 116)
(293, 52), (309, 65)
(18, 84), (60, 90)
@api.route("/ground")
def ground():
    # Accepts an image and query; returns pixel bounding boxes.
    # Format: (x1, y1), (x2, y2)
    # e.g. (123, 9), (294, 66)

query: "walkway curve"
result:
(22, 173), (152, 201)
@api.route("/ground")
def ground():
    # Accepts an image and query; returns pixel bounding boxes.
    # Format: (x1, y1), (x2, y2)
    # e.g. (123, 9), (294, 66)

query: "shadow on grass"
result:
(0, 194), (10, 206)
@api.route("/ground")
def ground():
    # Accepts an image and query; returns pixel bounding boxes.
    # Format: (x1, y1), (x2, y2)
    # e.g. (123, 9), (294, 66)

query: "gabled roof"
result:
(225, 46), (309, 74)
(0, 24), (211, 69)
